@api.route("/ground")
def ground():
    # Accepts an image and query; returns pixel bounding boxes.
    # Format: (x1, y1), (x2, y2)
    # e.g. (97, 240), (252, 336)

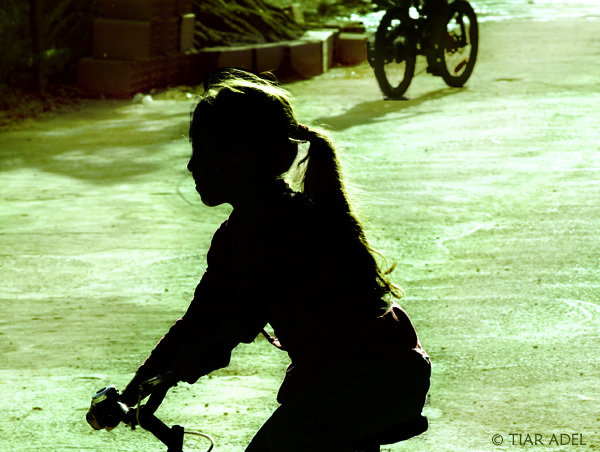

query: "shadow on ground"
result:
(315, 87), (464, 131)
(0, 106), (189, 184)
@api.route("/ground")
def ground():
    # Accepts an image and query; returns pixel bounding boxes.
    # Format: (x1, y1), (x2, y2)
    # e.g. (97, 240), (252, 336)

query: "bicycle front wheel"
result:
(439, 0), (478, 87)
(373, 9), (416, 99)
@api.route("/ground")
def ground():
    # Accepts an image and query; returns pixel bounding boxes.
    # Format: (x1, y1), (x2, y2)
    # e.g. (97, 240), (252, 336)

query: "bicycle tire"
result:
(373, 8), (416, 99)
(439, 0), (478, 87)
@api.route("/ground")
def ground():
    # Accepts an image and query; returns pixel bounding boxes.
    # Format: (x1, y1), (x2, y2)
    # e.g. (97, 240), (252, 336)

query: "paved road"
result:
(1, 17), (599, 452)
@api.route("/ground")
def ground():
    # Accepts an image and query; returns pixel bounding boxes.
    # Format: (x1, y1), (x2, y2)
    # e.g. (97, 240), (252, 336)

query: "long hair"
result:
(191, 68), (403, 300)
(299, 127), (404, 300)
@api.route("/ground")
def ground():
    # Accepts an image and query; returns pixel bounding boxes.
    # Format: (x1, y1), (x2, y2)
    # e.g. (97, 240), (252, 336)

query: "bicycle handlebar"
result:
(88, 372), (214, 452)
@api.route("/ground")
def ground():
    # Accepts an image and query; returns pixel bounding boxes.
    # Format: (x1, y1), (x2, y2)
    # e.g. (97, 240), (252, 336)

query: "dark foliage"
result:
(193, 0), (304, 47)
(0, 0), (96, 94)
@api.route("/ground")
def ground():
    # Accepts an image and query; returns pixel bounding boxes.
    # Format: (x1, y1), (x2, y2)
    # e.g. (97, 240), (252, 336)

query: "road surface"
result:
(1, 15), (599, 452)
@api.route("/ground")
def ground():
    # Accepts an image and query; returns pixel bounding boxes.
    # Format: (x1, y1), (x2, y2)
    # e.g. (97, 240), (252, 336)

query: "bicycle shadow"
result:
(314, 87), (465, 132)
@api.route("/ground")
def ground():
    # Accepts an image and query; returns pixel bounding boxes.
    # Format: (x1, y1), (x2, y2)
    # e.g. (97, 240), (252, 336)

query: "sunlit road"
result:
(1, 17), (599, 452)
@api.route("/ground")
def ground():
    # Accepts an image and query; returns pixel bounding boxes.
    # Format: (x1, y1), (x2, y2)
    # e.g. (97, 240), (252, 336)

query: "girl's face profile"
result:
(188, 91), (290, 210)
(188, 122), (230, 207)
(188, 120), (257, 208)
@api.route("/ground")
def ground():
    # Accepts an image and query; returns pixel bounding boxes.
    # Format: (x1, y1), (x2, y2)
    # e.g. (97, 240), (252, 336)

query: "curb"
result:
(78, 27), (369, 98)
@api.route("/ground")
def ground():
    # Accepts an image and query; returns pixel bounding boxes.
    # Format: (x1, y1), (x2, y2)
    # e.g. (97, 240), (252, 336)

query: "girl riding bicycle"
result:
(107, 68), (431, 451)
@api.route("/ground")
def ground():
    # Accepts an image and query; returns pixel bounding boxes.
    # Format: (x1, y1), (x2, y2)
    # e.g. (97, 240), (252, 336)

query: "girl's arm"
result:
(120, 223), (267, 406)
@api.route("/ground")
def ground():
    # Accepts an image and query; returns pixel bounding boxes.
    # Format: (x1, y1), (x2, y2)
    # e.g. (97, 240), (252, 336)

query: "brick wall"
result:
(78, 0), (195, 98)
(77, 2), (368, 98)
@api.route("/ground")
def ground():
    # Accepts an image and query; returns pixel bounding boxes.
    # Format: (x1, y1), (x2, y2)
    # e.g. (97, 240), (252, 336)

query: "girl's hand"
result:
(119, 373), (147, 407)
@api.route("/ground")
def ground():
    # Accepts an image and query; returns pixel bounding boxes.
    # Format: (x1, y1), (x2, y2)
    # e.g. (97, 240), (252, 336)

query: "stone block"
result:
(289, 40), (323, 77)
(78, 56), (173, 98)
(301, 29), (338, 72)
(93, 19), (152, 60)
(335, 32), (369, 66)
(205, 46), (253, 71)
(151, 17), (180, 55)
(254, 43), (287, 73)
(180, 51), (220, 86)
(78, 58), (140, 98)
(180, 13), (195, 52)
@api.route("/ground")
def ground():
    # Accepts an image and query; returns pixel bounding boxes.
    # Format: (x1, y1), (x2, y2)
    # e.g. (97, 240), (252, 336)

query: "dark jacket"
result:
(127, 181), (427, 404)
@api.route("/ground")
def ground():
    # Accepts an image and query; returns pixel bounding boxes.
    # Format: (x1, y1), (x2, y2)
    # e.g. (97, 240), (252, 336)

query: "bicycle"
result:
(87, 373), (427, 452)
(367, 0), (479, 99)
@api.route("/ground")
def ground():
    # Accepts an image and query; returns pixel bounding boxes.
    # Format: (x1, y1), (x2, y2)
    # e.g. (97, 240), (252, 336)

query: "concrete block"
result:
(78, 56), (173, 98)
(254, 43), (287, 73)
(301, 29), (338, 72)
(335, 32), (369, 66)
(174, 53), (196, 86)
(162, 54), (179, 86)
(289, 40), (323, 77)
(78, 58), (138, 98)
(180, 13), (195, 52)
(93, 19), (152, 60)
(151, 17), (180, 55)
(202, 46), (253, 71)
(180, 51), (219, 86)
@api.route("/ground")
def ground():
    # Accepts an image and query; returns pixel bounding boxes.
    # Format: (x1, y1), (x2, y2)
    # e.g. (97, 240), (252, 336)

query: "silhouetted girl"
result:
(120, 68), (430, 451)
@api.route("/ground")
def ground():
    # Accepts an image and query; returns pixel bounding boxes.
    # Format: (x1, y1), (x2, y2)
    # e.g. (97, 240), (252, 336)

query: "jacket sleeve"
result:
(121, 222), (268, 403)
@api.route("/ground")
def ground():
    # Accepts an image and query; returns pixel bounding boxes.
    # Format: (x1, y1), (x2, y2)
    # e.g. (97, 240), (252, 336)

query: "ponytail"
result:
(299, 128), (349, 216)
(296, 126), (404, 300)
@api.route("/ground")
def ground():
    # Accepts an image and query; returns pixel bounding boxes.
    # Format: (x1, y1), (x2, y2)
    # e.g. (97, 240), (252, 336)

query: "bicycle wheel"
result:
(373, 9), (416, 99)
(439, 0), (478, 87)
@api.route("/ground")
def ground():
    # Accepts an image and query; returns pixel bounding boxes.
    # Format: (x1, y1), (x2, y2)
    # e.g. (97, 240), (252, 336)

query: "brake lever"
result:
(137, 372), (179, 416)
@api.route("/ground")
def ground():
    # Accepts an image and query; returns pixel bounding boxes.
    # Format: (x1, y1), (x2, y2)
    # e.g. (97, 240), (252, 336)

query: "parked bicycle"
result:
(367, 0), (479, 98)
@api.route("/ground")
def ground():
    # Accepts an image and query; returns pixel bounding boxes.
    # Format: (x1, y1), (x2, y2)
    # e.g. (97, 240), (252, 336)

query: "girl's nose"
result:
(187, 155), (196, 173)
